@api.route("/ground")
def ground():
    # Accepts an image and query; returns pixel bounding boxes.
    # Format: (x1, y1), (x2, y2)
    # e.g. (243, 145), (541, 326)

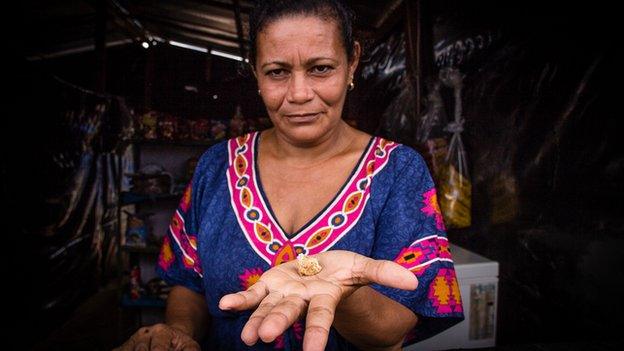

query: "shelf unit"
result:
(116, 137), (218, 323)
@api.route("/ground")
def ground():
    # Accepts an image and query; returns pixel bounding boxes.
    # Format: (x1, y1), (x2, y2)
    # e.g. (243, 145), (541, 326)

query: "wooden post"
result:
(404, 0), (434, 117)
(144, 48), (155, 110)
(232, 0), (247, 60)
(94, 0), (107, 93)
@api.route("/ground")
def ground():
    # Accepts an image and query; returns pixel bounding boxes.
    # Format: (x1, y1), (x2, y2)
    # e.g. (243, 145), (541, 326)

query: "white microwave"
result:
(406, 244), (499, 350)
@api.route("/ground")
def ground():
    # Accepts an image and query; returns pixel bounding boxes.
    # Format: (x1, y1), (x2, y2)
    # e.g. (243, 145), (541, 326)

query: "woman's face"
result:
(254, 15), (360, 144)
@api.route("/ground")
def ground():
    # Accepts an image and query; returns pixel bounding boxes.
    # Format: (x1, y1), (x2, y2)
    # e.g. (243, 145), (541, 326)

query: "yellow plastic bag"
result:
(437, 68), (471, 228)
(438, 163), (471, 228)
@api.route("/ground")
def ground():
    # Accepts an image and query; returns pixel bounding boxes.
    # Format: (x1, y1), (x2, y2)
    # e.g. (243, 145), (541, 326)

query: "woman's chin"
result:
(278, 124), (332, 145)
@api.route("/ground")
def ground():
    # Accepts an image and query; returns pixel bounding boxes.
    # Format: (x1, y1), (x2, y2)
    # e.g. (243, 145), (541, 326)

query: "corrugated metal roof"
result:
(24, 0), (404, 60)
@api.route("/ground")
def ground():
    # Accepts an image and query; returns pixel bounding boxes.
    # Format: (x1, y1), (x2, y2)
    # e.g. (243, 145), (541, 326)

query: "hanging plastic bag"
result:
(416, 79), (450, 178)
(437, 68), (472, 228)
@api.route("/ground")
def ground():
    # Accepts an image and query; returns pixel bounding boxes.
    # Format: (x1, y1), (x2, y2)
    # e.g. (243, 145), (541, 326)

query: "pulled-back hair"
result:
(248, 0), (356, 67)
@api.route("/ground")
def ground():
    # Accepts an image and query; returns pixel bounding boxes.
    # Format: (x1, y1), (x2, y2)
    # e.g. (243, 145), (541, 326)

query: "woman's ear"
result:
(348, 41), (362, 78)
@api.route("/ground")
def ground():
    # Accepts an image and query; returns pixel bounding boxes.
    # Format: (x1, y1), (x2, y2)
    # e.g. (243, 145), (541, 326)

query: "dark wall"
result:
(355, 0), (623, 346)
(443, 1), (622, 345)
(9, 60), (131, 346)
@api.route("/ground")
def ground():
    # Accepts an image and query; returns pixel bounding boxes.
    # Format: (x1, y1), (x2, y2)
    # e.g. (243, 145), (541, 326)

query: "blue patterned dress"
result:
(157, 131), (464, 350)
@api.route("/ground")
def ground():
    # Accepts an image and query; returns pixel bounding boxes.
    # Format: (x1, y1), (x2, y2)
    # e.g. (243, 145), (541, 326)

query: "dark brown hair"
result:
(248, 0), (356, 67)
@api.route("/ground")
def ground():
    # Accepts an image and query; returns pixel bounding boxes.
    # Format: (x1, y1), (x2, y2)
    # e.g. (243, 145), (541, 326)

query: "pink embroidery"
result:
(158, 235), (174, 270)
(227, 132), (399, 266)
(428, 268), (463, 314)
(168, 208), (202, 276)
(393, 235), (453, 276)
(272, 321), (303, 349)
(274, 334), (285, 349)
(180, 183), (192, 213)
(421, 188), (446, 231)
(239, 267), (264, 290)
(292, 320), (304, 341)
(393, 235), (463, 314)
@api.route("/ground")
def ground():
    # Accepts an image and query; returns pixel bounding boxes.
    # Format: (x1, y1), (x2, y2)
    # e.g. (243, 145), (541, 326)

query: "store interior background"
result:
(11, 0), (623, 350)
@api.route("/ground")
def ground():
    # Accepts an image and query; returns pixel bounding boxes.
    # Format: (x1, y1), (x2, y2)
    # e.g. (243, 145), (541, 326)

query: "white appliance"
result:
(405, 244), (499, 351)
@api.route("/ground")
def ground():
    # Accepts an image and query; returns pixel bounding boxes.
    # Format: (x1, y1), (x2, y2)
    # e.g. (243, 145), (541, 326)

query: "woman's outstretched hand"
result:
(218, 250), (418, 351)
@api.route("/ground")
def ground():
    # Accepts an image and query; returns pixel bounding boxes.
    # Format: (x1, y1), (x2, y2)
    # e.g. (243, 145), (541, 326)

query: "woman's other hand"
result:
(112, 323), (200, 351)
(218, 250), (418, 351)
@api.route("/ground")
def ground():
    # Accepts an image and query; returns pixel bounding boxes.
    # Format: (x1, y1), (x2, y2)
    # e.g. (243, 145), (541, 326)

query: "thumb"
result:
(358, 258), (418, 290)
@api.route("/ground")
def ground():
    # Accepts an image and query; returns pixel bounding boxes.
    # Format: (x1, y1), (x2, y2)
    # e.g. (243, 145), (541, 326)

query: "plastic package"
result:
(124, 210), (151, 247)
(130, 265), (142, 300)
(437, 68), (471, 228)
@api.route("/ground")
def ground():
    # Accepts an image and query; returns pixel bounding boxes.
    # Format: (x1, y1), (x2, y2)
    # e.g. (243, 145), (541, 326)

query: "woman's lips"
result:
(284, 112), (320, 123)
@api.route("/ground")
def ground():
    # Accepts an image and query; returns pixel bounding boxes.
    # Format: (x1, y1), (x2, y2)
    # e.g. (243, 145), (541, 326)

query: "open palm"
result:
(218, 250), (418, 351)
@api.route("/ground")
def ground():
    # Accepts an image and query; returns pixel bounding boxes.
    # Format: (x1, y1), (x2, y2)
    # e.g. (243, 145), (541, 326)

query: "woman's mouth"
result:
(284, 112), (321, 123)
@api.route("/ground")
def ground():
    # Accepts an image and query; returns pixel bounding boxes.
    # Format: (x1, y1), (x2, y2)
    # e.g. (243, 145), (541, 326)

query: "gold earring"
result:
(348, 81), (355, 91)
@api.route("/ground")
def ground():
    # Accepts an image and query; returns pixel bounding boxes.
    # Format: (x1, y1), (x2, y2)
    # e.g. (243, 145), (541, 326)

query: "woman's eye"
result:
(311, 65), (333, 74)
(267, 69), (287, 78)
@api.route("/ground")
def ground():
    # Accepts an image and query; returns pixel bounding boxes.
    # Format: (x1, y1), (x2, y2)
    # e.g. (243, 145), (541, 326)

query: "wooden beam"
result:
(373, 0), (404, 29)
(95, 0), (107, 92)
(144, 47), (155, 110)
(404, 0), (434, 117)
(370, 0), (406, 43)
(232, 0), (247, 59)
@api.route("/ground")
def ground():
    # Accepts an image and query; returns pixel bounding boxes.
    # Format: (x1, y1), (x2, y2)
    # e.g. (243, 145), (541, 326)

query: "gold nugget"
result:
(297, 254), (322, 276)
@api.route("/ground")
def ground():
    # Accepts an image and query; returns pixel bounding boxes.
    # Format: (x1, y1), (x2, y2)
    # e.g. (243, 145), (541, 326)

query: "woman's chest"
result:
(258, 158), (360, 235)
(261, 176), (346, 234)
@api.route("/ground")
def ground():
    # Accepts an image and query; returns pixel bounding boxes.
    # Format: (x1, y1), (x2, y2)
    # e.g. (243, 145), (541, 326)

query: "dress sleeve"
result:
(155, 177), (205, 294)
(370, 148), (464, 345)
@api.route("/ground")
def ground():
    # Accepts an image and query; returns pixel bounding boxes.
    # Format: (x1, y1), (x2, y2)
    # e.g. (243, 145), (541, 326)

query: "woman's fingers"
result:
(114, 324), (199, 351)
(178, 340), (202, 351)
(359, 257), (418, 290)
(172, 336), (201, 351)
(119, 326), (152, 351)
(257, 294), (307, 342)
(120, 336), (146, 351)
(219, 280), (269, 311)
(241, 291), (284, 345)
(148, 325), (173, 350)
(303, 293), (339, 351)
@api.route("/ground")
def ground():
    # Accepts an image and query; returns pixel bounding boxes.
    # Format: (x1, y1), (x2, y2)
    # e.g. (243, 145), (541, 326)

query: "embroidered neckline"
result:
(226, 131), (398, 266)
(253, 131), (376, 239)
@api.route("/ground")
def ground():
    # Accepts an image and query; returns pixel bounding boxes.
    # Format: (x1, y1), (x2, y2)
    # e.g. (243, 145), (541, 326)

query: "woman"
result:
(115, 0), (464, 350)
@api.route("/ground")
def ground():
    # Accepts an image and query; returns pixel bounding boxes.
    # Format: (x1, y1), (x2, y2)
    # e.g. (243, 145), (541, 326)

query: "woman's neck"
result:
(262, 121), (354, 166)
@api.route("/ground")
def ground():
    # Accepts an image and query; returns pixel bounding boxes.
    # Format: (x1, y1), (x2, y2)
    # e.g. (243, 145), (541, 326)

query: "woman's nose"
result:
(286, 73), (314, 104)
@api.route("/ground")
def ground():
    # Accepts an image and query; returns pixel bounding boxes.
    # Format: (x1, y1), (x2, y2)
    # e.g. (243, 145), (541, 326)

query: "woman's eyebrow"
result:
(261, 61), (291, 69)
(261, 57), (338, 69)
(305, 57), (339, 66)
